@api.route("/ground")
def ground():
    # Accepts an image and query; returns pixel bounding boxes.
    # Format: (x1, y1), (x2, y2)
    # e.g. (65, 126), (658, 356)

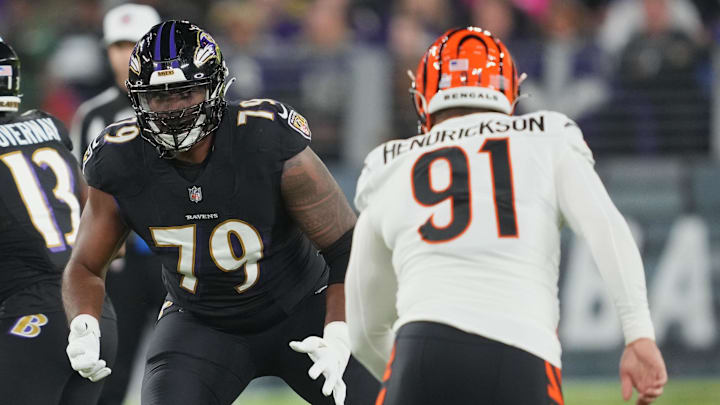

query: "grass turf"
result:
(225, 377), (720, 405)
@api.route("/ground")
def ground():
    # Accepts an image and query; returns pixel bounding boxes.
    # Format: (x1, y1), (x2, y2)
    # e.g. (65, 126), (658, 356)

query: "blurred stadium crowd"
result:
(1, 0), (719, 172)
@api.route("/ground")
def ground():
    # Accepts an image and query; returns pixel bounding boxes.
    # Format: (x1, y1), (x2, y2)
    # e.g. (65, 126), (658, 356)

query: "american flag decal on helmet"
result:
(448, 59), (468, 72)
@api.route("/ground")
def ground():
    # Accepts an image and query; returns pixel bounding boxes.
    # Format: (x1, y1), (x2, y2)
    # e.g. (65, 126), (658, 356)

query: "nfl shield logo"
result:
(188, 186), (202, 203)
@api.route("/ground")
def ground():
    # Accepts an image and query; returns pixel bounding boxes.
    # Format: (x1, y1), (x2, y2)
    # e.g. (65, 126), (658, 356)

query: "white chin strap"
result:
(427, 86), (512, 115)
(0, 96), (20, 112)
(409, 88), (428, 116)
(511, 73), (530, 112)
(223, 77), (235, 97)
(407, 69), (429, 115)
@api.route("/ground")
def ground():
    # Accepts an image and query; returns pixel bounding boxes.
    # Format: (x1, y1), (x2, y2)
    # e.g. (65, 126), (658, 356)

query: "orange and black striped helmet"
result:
(411, 27), (521, 133)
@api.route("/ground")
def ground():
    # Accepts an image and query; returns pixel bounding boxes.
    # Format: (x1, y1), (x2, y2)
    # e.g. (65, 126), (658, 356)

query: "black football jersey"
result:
(0, 110), (82, 303)
(83, 100), (328, 331)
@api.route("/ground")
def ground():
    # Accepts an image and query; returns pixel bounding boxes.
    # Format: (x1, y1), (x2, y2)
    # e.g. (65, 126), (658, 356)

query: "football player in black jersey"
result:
(0, 39), (117, 405)
(62, 21), (378, 405)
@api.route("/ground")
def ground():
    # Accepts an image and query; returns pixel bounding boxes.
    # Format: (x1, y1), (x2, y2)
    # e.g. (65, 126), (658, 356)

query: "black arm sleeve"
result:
(321, 227), (354, 285)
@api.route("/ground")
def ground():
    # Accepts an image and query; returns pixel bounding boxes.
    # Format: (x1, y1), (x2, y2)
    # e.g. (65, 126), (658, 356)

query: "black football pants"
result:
(0, 283), (117, 405)
(376, 321), (564, 405)
(141, 290), (380, 405)
(98, 247), (165, 405)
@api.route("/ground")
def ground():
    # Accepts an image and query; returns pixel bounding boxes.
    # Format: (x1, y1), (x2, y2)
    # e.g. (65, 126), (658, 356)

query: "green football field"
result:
(121, 376), (720, 404)
(224, 377), (720, 405)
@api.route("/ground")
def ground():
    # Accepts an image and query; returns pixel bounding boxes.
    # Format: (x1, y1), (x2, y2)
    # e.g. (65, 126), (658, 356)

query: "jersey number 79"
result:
(150, 219), (264, 294)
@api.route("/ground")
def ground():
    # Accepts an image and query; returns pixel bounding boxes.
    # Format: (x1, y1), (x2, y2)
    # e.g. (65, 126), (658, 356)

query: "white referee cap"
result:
(103, 3), (160, 45)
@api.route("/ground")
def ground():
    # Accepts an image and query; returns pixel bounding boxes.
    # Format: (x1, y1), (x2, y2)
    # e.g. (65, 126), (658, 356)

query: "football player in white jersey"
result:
(345, 27), (668, 405)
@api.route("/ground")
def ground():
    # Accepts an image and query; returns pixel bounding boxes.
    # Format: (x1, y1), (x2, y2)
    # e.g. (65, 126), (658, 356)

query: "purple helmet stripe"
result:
(153, 22), (164, 62)
(169, 22), (177, 58)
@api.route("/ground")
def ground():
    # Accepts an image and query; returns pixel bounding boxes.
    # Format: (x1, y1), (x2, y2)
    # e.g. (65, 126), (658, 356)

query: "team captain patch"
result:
(288, 110), (311, 140)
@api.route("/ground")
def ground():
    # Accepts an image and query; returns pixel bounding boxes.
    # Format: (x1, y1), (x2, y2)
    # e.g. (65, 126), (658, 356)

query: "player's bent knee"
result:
(142, 361), (220, 405)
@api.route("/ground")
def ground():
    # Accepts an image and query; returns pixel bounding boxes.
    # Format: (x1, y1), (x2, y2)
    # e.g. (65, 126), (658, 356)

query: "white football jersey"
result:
(350, 110), (654, 370)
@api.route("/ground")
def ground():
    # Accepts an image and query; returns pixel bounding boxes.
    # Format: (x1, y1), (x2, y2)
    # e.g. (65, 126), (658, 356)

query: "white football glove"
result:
(289, 321), (350, 405)
(66, 314), (111, 382)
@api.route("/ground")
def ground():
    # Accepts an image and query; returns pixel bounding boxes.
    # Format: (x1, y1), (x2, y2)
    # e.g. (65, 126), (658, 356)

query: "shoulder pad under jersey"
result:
(539, 110), (594, 165)
(82, 118), (144, 195)
(229, 99), (312, 160)
(354, 139), (397, 212)
(19, 109), (72, 151)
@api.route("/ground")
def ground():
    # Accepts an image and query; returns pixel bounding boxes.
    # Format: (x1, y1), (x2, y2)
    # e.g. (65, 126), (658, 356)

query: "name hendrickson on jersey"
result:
(383, 114), (545, 164)
(0, 117), (62, 148)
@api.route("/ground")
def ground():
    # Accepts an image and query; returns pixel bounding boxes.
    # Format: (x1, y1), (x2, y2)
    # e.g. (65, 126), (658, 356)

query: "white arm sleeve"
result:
(556, 147), (656, 345)
(345, 212), (397, 380)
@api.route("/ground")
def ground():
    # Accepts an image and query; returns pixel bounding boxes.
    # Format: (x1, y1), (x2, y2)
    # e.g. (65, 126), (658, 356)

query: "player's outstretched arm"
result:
(281, 146), (357, 321)
(280, 146), (356, 246)
(620, 338), (667, 405)
(63, 186), (128, 320)
(345, 212), (397, 381)
(556, 140), (667, 403)
(282, 146), (357, 405)
(62, 186), (128, 382)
